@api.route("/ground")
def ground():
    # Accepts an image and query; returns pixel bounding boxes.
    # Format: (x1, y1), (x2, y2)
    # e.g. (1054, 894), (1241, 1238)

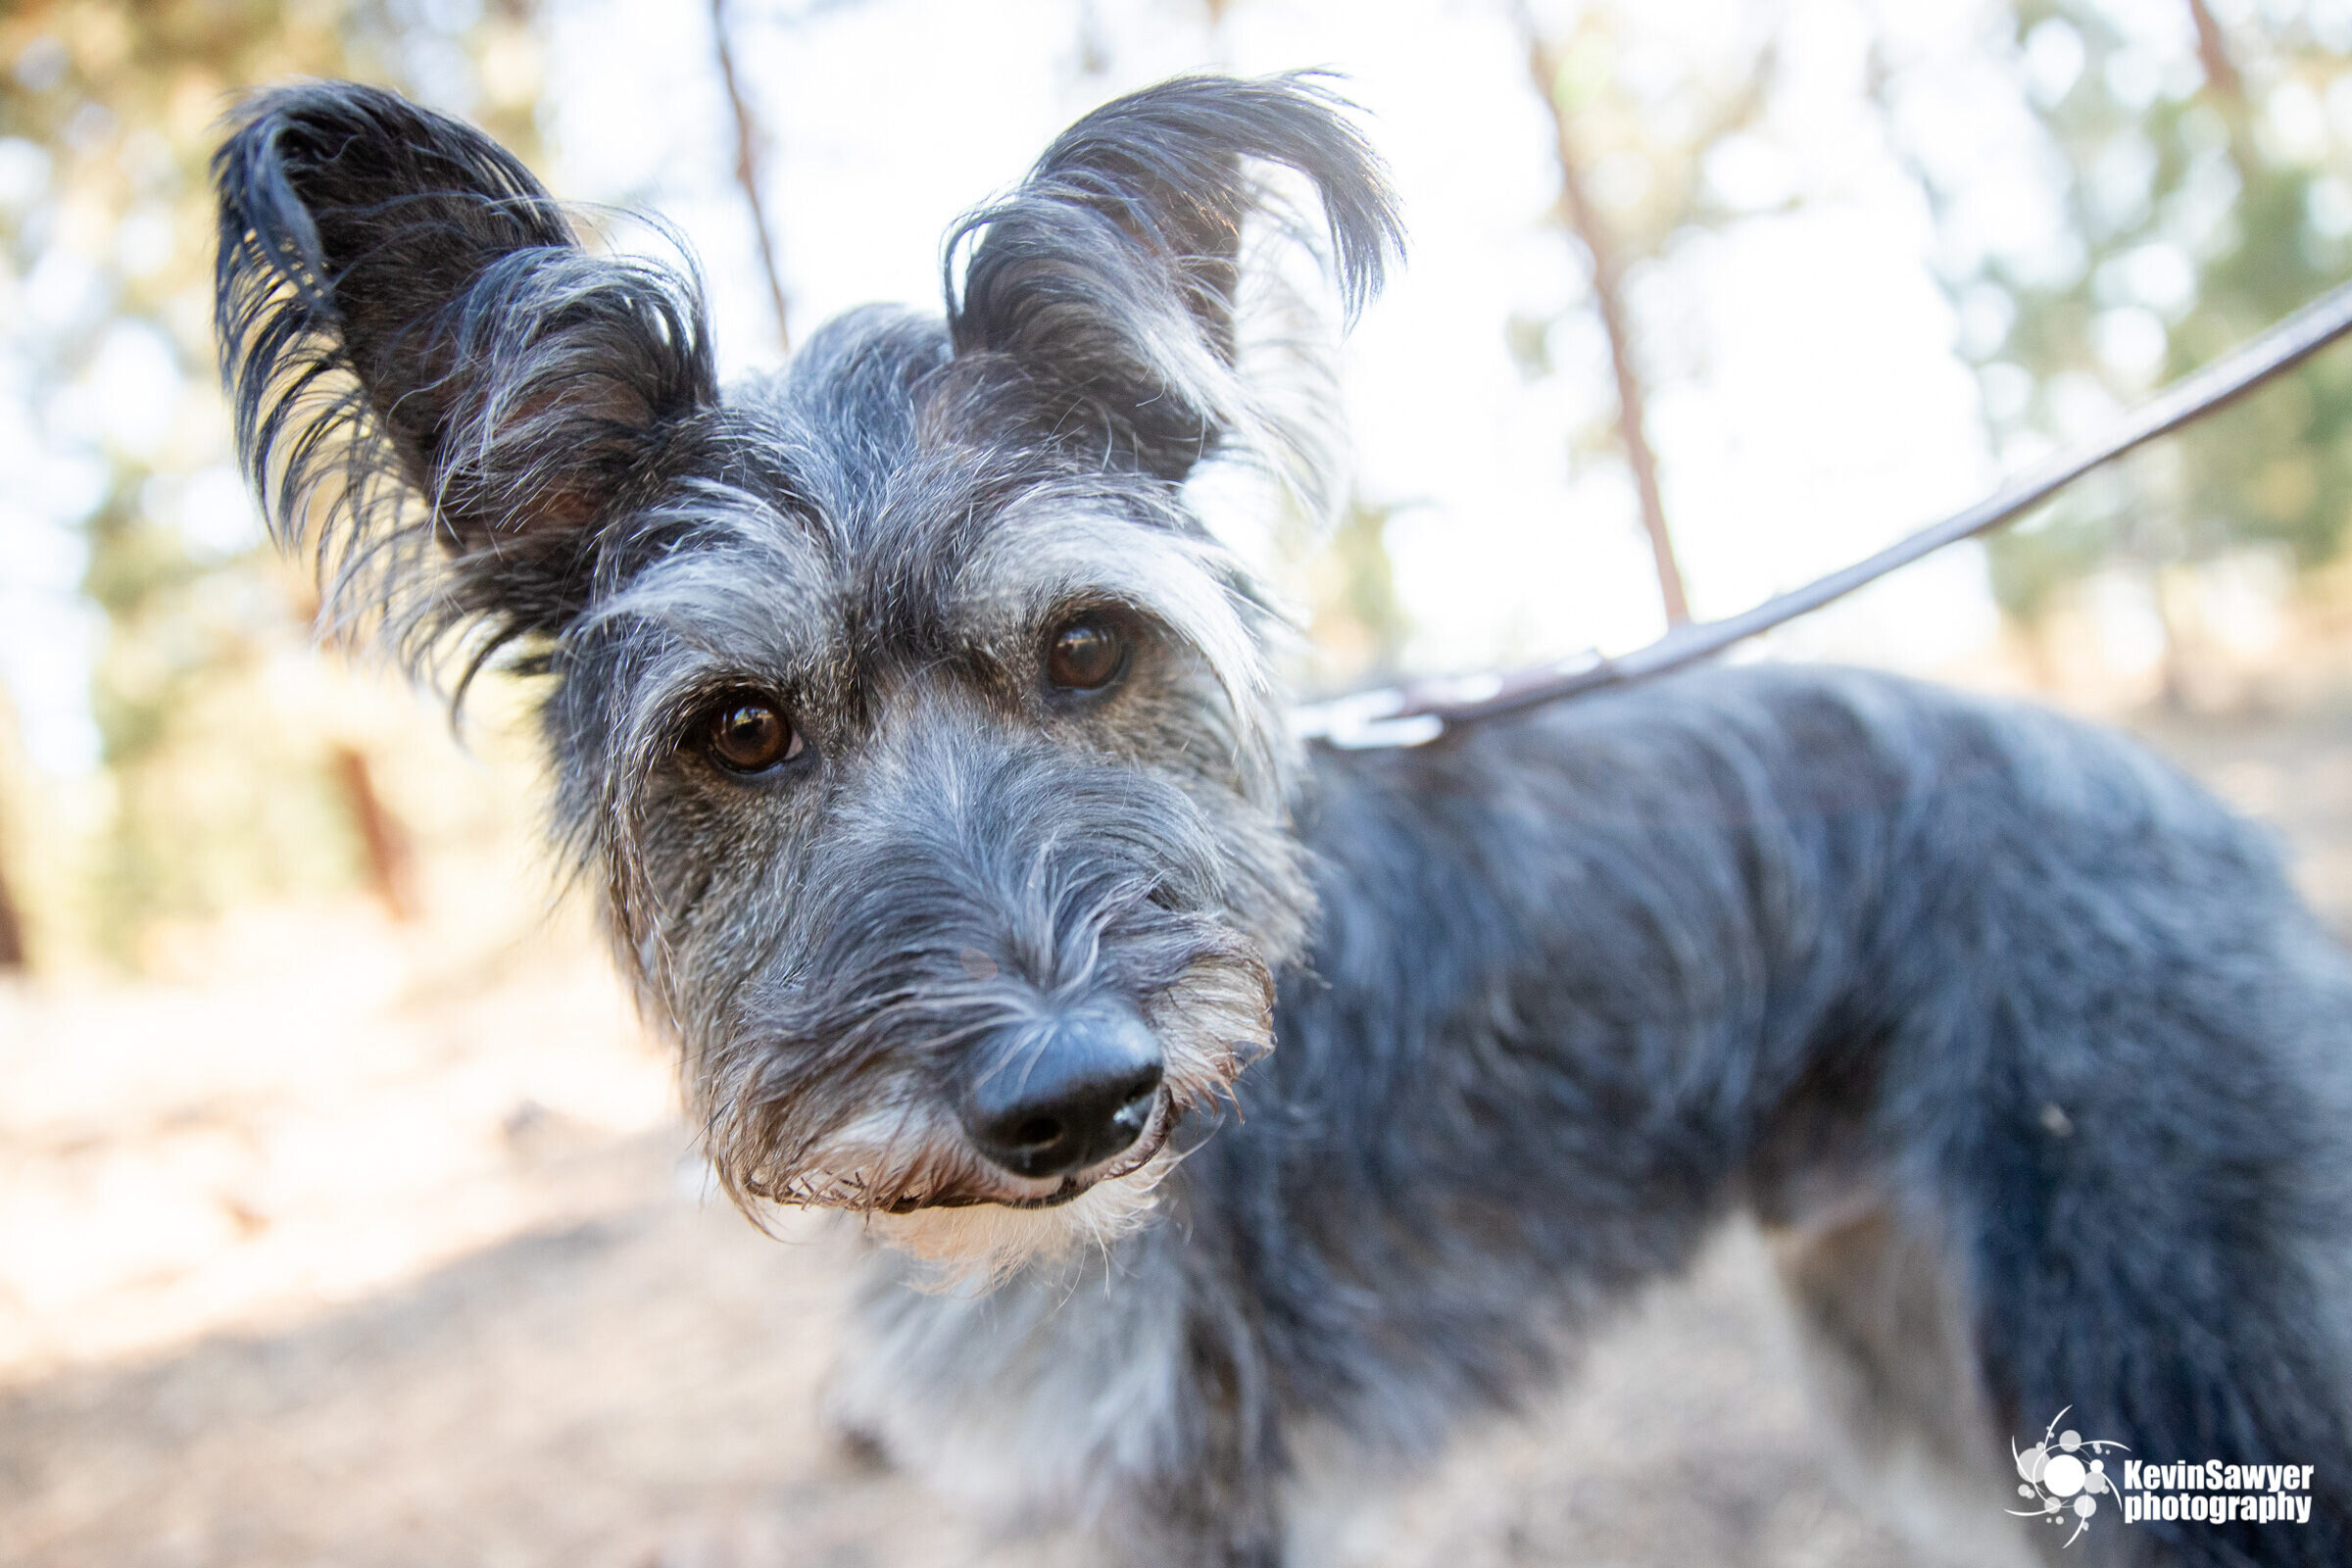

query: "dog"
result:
(213, 73), (2352, 1566)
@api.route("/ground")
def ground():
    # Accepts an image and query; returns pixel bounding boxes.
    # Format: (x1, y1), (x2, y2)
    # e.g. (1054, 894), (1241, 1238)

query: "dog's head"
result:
(214, 76), (1399, 1271)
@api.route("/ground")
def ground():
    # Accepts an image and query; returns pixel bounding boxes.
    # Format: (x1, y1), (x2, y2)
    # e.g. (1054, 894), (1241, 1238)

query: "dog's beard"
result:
(865, 1142), (1180, 1291)
(702, 950), (1273, 1288)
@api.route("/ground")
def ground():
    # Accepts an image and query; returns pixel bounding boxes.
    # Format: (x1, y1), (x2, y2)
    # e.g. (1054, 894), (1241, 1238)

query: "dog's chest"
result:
(827, 1234), (1199, 1523)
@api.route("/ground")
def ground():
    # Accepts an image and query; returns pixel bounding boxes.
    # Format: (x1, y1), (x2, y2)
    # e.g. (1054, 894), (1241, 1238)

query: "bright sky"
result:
(1, 0), (2074, 774)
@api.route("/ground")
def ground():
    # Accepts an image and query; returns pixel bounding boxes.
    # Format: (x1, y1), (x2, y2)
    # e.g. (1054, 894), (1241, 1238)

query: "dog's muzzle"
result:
(954, 1003), (1163, 1182)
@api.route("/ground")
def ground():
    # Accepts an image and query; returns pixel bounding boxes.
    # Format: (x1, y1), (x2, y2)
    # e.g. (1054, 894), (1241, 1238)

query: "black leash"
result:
(1297, 275), (2352, 749)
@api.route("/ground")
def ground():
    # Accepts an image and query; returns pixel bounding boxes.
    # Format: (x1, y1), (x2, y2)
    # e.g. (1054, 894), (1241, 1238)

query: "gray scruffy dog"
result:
(214, 73), (2351, 1567)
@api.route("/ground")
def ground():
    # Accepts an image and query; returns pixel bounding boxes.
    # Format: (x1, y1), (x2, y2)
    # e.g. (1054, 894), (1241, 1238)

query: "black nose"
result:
(959, 1008), (1163, 1180)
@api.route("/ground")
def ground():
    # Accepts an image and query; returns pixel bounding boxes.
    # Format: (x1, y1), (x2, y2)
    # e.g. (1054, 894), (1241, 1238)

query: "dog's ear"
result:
(214, 81), (714, 670)
(946, 74), (1402, 493)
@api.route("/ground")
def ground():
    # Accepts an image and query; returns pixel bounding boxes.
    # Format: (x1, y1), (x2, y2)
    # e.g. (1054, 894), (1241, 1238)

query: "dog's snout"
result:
(960, 1009), (1163, 1180)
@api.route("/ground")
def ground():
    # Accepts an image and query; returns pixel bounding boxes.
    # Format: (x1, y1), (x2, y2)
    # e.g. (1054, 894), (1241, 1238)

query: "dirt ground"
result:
(4, 696), (2349, 1568)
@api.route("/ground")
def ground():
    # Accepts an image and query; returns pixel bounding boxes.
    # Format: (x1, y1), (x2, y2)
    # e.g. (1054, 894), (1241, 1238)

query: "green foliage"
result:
(1897, 0), (2352, 619)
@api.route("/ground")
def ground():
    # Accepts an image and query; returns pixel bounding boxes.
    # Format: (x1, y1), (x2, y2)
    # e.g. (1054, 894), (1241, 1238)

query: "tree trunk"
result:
(334, 746), (420, 923)
(711, 0), (792, 351)
(1524, 25), (1693, 626)
(0, 839), (25, 970)
(2183, 0), (2243, 104)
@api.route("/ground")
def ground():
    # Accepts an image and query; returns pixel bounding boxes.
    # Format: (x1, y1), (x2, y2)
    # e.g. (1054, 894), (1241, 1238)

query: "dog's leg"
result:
(1959, 1099), (2352, 1564)
(1769, 1200), (2040, 1567)
(1725, 672), (2352, 1566)
(1946, 915), (2352, 1568)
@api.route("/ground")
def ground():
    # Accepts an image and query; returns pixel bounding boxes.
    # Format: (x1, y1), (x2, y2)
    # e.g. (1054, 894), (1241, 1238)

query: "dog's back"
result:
(1230, 664), (2352, 1564)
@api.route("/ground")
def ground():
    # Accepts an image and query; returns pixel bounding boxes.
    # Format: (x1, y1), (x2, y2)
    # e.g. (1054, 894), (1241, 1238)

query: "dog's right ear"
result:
(214, 82), (714, 669)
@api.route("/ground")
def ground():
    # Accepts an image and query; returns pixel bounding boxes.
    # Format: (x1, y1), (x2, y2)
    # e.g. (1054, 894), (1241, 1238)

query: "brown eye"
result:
(703, 697), (801, 773)
(1046, 617), (1127, 692)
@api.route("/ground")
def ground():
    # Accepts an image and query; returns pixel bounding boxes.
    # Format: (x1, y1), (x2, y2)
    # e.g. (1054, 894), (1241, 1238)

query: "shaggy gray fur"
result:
(217, 74), (2351, 1566)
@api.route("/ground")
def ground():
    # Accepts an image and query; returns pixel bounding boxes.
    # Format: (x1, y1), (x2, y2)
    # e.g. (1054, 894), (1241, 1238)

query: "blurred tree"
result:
(1510, 0), (1783, 629)
(0, 692), (24, 968)
(1883, 0), (2352, 653)
(710, 0), (792, 350)
(1301, 494), (1414, 686)
(0, 864), (23, 969)
(0, 0), (544, 958)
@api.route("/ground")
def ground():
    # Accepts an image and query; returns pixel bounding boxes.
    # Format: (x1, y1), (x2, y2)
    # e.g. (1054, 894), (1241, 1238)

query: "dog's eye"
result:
(702, 697), (802, 773)
(1046, 617), (1127, 692)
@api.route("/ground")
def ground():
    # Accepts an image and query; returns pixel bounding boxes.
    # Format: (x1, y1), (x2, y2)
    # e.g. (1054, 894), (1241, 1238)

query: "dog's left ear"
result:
(947, 74), (1403, 492)
(214, 82), (715, 668)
